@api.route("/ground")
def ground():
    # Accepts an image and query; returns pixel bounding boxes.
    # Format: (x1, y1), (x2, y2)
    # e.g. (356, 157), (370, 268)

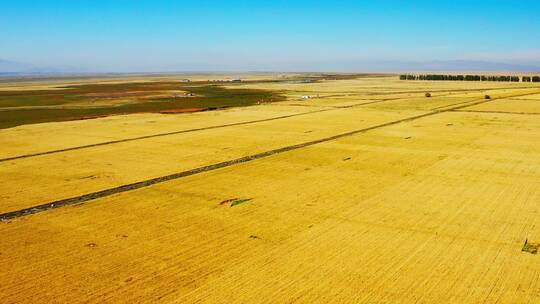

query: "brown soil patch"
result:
(159, 108), (209, 114)
(71, 114), (110, 121)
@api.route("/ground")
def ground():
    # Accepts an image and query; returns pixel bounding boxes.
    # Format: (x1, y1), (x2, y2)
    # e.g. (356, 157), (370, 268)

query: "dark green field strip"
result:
(3, 92), (529, 222)
(0, 82), (285, 129)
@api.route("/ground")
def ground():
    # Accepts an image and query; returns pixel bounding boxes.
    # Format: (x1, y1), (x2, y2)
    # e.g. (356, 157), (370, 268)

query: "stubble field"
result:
(1, 74), (540, 303)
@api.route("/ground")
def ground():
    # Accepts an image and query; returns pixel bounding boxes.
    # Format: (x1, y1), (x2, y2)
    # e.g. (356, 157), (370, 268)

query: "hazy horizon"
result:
(2, 1), (540, 73)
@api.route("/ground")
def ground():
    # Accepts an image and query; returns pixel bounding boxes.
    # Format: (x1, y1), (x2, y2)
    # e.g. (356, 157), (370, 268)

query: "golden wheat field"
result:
(2, 74), (540, 303)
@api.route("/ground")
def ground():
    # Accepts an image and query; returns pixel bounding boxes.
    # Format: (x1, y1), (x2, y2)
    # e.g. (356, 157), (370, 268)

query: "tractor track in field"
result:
(451, 109), (540, 116)
(2, 89), (539, 221)
(430, 99), (481, 110)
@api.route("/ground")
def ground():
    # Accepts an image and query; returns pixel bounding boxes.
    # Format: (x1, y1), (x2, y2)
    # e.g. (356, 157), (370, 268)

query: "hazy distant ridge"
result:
(1, 58), (539, 74)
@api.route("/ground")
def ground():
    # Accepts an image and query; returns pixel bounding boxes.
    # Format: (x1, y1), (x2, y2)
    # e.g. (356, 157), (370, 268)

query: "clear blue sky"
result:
(1, 0), (540, 72)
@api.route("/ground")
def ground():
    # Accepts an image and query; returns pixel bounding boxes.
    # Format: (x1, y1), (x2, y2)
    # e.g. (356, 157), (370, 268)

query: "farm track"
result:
(430, 98), (482, 110)
(452, 109), (540, 115)
(2, 89), (538, 221)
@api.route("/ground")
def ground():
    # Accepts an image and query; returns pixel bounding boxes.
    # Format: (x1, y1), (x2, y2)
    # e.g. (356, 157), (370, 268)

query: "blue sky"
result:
(1, 0), (540, 72)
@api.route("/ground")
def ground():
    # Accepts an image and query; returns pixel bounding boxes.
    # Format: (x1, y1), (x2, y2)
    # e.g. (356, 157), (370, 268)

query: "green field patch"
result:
(0, 81), (285, 129)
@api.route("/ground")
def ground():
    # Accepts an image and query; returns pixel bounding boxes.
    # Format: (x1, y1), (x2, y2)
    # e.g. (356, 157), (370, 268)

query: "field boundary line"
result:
(430, 98), (480, 110)
(1, 90), (538, 221)
(451, 109), (540, 116)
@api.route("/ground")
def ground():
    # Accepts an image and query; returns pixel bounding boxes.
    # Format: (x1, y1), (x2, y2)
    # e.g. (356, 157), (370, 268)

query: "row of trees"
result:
(400, 74), (540, 82)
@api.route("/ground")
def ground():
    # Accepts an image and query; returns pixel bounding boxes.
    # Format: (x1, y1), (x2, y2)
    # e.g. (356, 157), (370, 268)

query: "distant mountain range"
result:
(388, 60), (540, 72)
(286, 60), (540, 73)
(0, 59), (33, 73)
(0, 59), (87, 76)
(1, 58), (539, 75)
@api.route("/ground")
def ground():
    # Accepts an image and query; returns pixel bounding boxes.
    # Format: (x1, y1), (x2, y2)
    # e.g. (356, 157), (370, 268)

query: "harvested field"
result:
(1, 74), (540, 303)
(459, 97), (540, 114)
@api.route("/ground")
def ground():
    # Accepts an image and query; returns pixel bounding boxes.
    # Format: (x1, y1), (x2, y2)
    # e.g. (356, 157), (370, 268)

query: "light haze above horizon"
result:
(2, 0), (540, 73)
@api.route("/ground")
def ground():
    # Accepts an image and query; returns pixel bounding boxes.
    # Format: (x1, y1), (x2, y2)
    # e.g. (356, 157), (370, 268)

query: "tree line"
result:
(400, 74), (540, 82)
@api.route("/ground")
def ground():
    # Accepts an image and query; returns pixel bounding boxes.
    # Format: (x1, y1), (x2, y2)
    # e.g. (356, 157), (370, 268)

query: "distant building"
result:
(180, 79), (191, 83)
(301, 95), (310, 100)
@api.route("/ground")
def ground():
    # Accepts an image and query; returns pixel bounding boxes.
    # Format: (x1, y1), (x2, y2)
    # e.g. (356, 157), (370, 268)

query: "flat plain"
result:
(1, 74), (540, 303)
